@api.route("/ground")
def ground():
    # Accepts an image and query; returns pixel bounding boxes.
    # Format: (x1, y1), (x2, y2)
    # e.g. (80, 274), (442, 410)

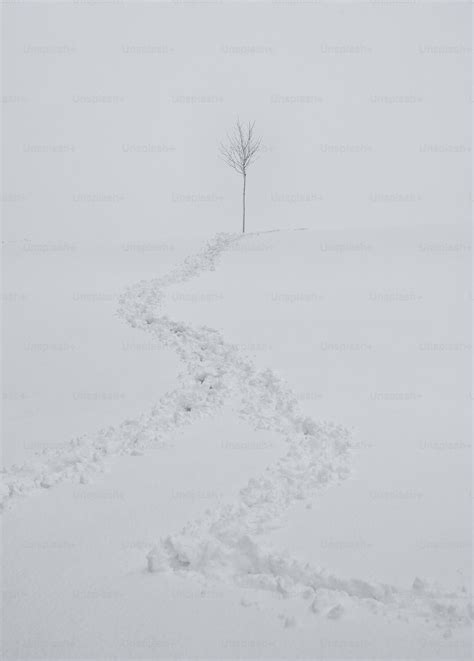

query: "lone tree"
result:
(220, 120), (262, 233)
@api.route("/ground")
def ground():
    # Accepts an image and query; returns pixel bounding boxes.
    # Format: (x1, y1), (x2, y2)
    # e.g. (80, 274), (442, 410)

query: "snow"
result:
(2, 227), (472, 658)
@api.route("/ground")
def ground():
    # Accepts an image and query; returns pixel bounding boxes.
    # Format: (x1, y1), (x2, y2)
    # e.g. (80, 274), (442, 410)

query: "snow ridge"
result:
(1, 232), (471, 635)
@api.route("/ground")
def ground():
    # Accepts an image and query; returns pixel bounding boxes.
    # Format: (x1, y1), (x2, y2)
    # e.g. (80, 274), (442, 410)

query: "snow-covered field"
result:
(2, 226), (471, 659)
(2, 0), (471, 657)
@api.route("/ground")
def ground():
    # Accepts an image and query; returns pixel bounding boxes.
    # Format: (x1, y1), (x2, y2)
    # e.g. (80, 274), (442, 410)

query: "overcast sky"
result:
(2, 0), (471, 242)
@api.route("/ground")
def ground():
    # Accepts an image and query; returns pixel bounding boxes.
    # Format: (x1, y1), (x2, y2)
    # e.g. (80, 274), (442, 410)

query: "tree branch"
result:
(220, 119), (262, 176)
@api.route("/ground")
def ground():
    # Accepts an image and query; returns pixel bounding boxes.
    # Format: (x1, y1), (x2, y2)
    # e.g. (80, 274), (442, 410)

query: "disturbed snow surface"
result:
(121, 232), (472, 636)
(2, 230), (472, 648)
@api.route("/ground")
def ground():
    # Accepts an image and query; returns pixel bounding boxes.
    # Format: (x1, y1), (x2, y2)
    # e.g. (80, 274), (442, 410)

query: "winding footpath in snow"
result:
(1, 232), (472, 636)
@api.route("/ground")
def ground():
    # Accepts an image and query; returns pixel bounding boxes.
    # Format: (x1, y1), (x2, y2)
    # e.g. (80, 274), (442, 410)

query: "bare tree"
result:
(220, 120), (262, 233)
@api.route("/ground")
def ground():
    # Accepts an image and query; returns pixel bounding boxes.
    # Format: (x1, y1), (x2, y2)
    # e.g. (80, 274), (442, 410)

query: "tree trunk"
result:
(242, 173), (246, 233)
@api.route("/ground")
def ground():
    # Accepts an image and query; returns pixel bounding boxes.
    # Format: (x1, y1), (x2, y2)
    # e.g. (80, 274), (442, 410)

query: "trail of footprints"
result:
(2, 232), (471, 635)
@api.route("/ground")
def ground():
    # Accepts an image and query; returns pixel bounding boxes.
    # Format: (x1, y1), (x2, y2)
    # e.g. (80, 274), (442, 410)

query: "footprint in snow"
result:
(326, 604), (344, 620)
